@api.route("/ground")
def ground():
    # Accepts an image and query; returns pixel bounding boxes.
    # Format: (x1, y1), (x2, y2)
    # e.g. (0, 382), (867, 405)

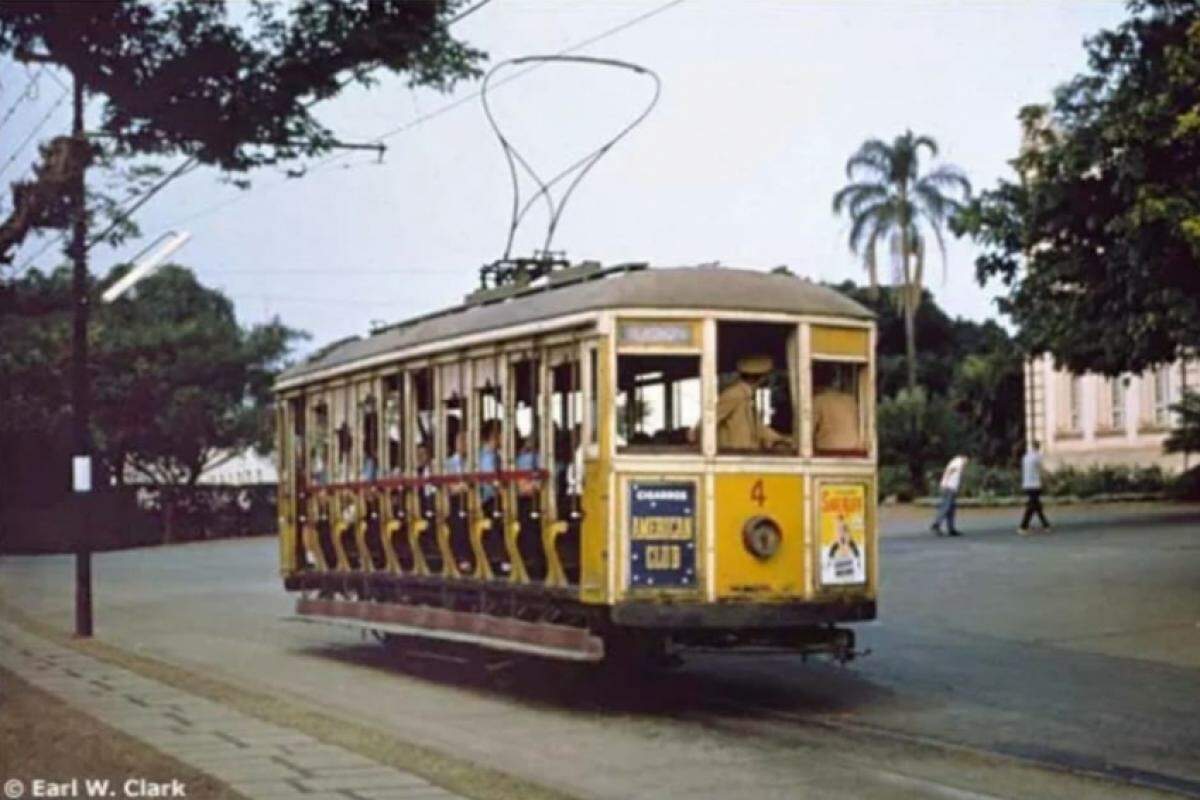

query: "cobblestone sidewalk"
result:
(0, 620), (466, 800)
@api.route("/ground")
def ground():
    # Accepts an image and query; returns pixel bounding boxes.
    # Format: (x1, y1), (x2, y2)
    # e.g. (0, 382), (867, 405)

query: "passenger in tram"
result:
(515, 434), (540, 494)
(414, 441), (436, 517)
(514, 433), (544, 578)
(716, 355), (794, 451)
(445, 424), (472, 571)
(812, 362), (862, 453)
(311, 447), (327, 485)
(362, 446), (378, 482)
(478, 419), (502, 513)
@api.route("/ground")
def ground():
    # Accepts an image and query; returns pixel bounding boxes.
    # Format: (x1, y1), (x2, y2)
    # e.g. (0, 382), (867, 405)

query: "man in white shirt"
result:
(1018, 441), (1052, 534)
(930, 454), (968, 537)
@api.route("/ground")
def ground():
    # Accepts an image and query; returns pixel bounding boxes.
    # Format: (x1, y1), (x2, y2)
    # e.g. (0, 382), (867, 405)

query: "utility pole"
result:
(68, 68), (92, 638)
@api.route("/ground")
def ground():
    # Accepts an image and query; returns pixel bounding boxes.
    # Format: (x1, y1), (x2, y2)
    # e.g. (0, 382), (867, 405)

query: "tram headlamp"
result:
(743, 515), (782, 560)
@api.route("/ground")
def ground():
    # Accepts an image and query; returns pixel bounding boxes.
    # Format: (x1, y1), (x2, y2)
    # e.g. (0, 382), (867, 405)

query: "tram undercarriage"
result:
(286, 571), (872, 664)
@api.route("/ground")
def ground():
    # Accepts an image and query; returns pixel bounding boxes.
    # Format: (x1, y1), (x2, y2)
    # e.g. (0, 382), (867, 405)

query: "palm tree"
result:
(832, 131), (970, 391)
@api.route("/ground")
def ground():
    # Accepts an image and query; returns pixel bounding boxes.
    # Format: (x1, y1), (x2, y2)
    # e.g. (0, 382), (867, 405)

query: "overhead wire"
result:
(0, 65), (44, 131)
(156, 0), (687, 233)
(0, 86), (70, 179)
(10, 0), (503, 277)
(12, 0), (685, 278)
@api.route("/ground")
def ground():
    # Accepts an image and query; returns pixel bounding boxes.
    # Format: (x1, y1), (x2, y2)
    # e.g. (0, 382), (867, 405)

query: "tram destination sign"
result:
(618, 321), (696, 347)
(628, 482), (697, 589)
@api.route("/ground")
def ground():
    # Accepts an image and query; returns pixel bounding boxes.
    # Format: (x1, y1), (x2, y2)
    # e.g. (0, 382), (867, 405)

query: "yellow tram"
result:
(274, 261), (877, 662)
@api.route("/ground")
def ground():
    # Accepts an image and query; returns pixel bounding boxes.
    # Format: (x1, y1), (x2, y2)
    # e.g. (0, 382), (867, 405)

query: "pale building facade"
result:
(1024, 355), (1195, 472)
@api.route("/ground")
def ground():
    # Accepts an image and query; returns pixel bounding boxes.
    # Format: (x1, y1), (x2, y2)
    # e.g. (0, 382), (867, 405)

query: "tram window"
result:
(616, 355), (701, 451)
(552, 360), (583, 496)
(336, 422), (352, 482)
(443, 396), (465, 473)
(812, 360), (866, 455)
(361, 394), (378, 481)
(311, 401), (329, 485)
(384, 375), (402, 475)
(716, 321), (797, 455)
(290, 397), (305, 487)
(511, 359), (540, 465)
(413, 368), (434, 458)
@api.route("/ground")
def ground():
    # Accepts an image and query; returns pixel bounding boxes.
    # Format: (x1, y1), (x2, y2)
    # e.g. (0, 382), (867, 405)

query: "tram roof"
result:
(277, 266), (872, 386)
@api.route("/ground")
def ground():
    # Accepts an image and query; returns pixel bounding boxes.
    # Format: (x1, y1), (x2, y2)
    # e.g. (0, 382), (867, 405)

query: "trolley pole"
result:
(68, 68), (93, 638)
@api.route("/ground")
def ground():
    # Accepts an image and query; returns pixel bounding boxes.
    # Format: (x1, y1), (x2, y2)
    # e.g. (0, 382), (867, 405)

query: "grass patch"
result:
(0, 665), (244, 799)
(0, 598), (573, 800)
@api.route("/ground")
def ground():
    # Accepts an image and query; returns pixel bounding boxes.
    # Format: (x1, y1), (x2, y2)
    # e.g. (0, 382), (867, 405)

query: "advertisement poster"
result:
(819, 483), (867, 586)
(628, 482), (697, 588)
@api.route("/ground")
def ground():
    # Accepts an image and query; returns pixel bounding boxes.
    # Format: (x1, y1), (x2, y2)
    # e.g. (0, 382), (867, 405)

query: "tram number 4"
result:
(645, 544), (682, 570)
(750, 479), (766, 508)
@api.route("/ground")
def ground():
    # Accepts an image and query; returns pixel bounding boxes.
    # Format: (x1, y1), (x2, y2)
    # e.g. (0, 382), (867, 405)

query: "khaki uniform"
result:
(716, 380), (790, 451)
(813, 390), (861, 452)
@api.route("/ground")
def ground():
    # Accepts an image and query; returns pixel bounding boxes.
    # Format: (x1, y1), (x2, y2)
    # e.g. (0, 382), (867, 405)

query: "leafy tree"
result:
(949, 346), (1024, 466)
(829, 279), (1025, 477)
(0, 264), (302, 533)
(0, 1), (485, 261)
(92, 265), (302, 487)
(832, 131), (971, 390)
(953, 0), (1200, 375)
(1164, 391), (1200, 456)
(877, 387), (964, 493)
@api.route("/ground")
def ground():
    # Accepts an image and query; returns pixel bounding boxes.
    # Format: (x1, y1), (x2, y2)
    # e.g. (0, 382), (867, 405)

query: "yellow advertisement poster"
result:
(819, 483), (867, 586)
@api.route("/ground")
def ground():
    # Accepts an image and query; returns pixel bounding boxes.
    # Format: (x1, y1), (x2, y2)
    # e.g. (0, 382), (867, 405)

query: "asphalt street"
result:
(2, 501), (1198, 799)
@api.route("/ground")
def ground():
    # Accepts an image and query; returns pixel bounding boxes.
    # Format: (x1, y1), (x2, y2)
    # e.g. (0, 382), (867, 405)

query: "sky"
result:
(2, 0), (1130, 358)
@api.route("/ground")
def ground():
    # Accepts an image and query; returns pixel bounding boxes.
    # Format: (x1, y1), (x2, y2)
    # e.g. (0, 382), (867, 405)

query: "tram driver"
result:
(716, 355), (794, 452)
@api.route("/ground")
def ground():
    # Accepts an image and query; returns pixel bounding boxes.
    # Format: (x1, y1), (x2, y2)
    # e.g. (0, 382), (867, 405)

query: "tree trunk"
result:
(904, 298), (918, 391)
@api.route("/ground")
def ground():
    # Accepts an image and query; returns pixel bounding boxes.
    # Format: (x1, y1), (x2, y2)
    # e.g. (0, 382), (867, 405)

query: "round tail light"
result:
(743, 515), (782, 560)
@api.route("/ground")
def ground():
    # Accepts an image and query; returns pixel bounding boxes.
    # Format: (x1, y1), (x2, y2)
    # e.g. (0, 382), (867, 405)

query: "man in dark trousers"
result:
(1018, 440), (1052, 534)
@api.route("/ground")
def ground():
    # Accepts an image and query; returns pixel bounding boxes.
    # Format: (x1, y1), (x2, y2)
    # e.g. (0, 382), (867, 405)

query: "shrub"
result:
(959, 464), (1021, 498)
(1168, 465), (1200, 501)
(1043, 464), (1169, 498)
(879, 465), (916, 502)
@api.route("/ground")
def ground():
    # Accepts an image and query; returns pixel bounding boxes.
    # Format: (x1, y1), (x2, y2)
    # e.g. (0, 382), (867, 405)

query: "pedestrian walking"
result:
(1018, 441), (1052, 534)
(930, 455), (968, 537)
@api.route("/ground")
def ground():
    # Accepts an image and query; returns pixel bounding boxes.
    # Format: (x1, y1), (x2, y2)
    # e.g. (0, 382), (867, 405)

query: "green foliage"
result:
(0, 1), (484, 172)
(832, 131), (971, 389)
(1042, 464), (1168, 498)
(955, 464), (1022, 498)
(877, 387), (965, 494)
(832, 280), (1025, 467)
(1164, 390), (1200, 454)
(0, 264), (304, 487)
(1168, 465), (1200, 500)
(954, 0), (1200, 374)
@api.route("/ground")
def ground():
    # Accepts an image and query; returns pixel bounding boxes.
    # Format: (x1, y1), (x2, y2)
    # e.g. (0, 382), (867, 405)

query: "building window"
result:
(1110, 377), (1125, 431)
(1154, 366), (1172, 426)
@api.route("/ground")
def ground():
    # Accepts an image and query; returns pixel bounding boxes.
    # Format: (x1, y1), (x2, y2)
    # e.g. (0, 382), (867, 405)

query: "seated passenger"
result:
(478, 419), (502, 511)
(717, 355), (794, 451)
(445, 428), (471, 572)
(515, 434), (540, 497)
(415, 441), (436, 517)
(813, 363), (862, 452)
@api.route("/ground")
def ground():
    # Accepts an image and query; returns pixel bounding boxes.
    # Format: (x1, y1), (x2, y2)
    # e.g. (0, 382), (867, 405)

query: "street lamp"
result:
(100, 231), (192, 303)
(72, 229), (191, 638)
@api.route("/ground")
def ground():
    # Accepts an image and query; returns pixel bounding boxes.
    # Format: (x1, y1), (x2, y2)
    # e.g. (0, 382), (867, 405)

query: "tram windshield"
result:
(716, 320), (797, 455)
(616, 354), (701, 451)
